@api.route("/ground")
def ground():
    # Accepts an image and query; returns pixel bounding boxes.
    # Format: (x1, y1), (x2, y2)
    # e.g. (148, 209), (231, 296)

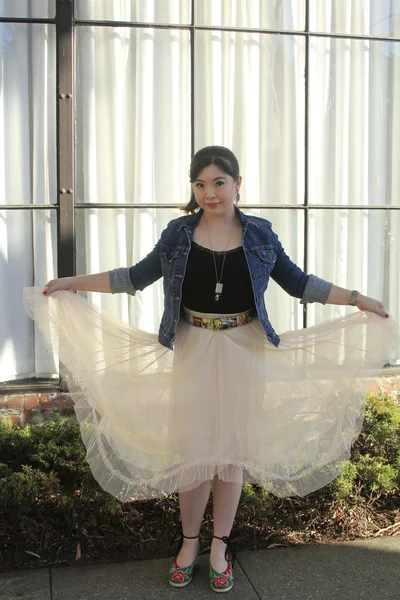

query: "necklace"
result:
(204, 220), (234, 301)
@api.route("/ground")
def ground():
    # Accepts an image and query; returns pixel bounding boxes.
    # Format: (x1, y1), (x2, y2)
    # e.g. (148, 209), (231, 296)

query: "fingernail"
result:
(385, 314), (389, 318)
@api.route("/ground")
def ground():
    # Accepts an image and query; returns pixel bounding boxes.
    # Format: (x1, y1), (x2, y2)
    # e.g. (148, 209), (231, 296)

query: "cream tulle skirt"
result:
(23, 288), (398, 501)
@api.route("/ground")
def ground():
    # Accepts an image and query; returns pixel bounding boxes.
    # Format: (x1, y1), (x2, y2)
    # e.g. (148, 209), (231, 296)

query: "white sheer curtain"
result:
(307, 3), (400, 363)
(309, 0), (400, 37)
(75, 23), (191, 331)
(307, 34), (400, 363)
(0, 1), (55, 19)
(75, 0), (190, 24)
(0, 22), (57, 382)
(1, 0), (399, 382)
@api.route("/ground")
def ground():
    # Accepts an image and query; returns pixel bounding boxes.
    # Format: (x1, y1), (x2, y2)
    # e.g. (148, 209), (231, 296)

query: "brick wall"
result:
(0, 373), (399, 427)
(0, 391), (75, 427)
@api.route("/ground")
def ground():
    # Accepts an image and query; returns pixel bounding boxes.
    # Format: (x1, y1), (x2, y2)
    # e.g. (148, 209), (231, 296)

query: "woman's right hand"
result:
(43, 277), (76, 296)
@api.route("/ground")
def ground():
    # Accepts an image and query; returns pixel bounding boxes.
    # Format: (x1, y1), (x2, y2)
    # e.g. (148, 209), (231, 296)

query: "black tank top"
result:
(181, 241), (255, 314)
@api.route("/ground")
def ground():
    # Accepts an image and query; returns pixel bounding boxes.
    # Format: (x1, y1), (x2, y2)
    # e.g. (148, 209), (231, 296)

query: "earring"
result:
(236, 190), (240, 203)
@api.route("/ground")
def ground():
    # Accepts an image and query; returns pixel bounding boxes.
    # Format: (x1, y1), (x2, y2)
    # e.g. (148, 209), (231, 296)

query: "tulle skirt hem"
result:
(23, 287), (399, 501)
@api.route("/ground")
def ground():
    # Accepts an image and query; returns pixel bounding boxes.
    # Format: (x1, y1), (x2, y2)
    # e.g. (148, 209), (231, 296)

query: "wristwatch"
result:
(348, 290), (359, 306)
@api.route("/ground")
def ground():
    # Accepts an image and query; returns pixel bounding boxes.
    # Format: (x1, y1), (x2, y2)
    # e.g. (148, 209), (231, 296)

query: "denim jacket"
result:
(109, 207), (332, 350)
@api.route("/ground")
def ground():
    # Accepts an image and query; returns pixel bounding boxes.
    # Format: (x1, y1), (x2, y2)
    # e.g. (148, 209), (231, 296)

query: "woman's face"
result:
(191, 164), (241, 217)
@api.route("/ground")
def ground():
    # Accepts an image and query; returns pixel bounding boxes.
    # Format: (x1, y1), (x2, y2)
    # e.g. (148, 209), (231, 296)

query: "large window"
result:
(1, 0), (399, 384)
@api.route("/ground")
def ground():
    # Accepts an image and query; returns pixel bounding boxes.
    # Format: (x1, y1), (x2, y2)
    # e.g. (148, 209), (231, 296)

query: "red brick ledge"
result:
(0, 392), (74, 427)
(0, 375), (399, 427)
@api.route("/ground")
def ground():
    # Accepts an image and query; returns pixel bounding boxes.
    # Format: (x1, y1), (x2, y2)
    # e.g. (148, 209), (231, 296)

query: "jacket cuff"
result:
(300, 274), (332, 305)
(109, 268), (137, 295)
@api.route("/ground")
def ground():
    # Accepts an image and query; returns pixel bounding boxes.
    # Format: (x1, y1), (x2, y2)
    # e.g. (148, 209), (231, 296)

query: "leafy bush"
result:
(328, 461), (358, 501)
(359, 393), (400, 459)
(241, 482), (272, 505)
(0, 415), (102, 511)
(328, 393), (400, 500)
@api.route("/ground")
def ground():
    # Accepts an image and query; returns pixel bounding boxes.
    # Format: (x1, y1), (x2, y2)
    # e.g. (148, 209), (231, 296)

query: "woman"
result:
(24, 146), (397, 593)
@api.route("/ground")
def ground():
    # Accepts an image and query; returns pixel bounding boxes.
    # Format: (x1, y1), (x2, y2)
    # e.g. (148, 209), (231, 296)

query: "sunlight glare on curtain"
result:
(309, 37), (400, 207)
(195, 0), (305, 30)
(75, 0), (191, 24)
(75, 208), (182, 333)
(307, 208), (400, 359)
(195, 31), (305, 206)
(76, 26), (190, 205)
(310, 0), (400, 37)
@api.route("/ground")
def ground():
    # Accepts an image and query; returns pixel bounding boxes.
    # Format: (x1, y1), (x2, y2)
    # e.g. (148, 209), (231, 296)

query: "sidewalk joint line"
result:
(236, 556), (262, 599)
(49, 567), (53, 600)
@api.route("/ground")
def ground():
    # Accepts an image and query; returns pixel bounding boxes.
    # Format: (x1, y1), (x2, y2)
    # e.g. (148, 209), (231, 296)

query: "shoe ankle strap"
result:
(183, 534), (199, 539)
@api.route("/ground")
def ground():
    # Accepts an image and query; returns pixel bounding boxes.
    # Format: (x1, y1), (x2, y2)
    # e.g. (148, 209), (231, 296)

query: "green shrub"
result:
(357, 393), (400, 461)
(0, 415), (101, 510)
(0, 464), (62, 510)
(241, 483), (272, 505)
(328, 461), (358, 501)
(328, 393), (400, 501)
(357, 454), (398, 494)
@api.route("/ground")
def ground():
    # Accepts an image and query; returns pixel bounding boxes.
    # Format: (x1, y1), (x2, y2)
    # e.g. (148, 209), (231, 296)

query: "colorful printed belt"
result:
(183, 308), (255, 330)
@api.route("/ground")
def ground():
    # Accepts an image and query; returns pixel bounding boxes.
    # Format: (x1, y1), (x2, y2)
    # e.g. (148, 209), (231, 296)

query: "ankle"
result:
(210, 538), (228, 556)
(211, 534), (236, 568)
(211, 535), (230, 546)
(182, 537), (198, 547)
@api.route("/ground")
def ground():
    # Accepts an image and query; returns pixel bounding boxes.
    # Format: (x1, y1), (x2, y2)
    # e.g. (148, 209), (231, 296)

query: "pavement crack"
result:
(236, 556), (262, 599)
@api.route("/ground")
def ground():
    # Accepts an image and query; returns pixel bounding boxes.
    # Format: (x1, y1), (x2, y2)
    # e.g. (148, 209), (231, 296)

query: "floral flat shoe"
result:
(168, 534), (200, 588)
(209, 535), (236, 593)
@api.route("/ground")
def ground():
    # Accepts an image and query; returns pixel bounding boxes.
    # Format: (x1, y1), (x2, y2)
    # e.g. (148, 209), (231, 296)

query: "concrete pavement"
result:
(1, 535), (399, 600)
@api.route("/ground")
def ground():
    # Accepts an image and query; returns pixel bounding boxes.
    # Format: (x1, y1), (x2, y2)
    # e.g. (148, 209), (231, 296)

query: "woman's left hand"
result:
(356, 294), (389, 319)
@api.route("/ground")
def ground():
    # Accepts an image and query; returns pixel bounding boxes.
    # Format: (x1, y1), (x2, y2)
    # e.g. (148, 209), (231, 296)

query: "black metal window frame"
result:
(1, 0), (399, 390)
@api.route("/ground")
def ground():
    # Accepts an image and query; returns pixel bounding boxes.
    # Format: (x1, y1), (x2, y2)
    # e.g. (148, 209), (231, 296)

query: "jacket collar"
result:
(177, 205), (259, 232)
(177, 209), (203, 231)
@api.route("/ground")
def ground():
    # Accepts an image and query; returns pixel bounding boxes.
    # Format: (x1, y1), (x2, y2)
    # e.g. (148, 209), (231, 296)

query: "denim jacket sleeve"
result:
(109, 239), (162, 295)
(271, 236), (332, 304)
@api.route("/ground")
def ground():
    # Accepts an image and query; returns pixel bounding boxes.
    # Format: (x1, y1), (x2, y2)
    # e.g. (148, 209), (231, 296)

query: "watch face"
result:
(349, 291), (358, 305)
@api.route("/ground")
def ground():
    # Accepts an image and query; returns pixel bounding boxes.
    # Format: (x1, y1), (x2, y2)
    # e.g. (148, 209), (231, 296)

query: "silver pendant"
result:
(215, 282), (223, 299)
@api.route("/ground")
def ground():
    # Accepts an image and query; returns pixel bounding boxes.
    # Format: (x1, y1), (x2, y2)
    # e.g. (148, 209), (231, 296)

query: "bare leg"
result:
(211, 469), (243, 573)
(175, 481), (211, 567)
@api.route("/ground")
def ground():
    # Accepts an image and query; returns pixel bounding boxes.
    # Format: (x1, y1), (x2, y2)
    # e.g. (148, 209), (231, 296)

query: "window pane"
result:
(245, 209), (304, 333)
(0, 210), (57, 383)
(195, 32), (305, 206)
(196, 0), (305, 30)
(75, 0), (191, 25)
(310, 0), (400, 38)
(307, 208), (400, 361)
(76, 207), (182, 333)
(0, 24), (57, 205)
(308, 37), (400, 206)
(0, 0), (55, 18)
(75, 27), (191, 204)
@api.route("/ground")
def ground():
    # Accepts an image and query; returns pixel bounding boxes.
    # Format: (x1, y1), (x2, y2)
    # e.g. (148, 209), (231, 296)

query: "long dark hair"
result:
(183, 146), (241, 213)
